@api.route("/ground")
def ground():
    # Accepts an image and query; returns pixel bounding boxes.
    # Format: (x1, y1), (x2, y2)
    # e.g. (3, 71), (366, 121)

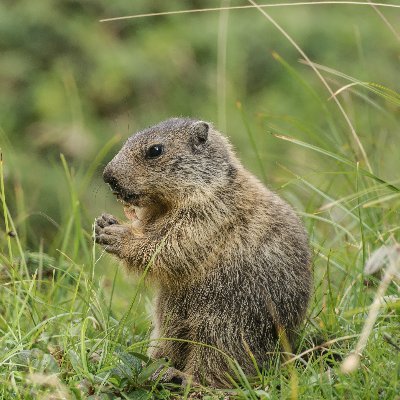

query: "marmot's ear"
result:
(192, 121), (209, 144)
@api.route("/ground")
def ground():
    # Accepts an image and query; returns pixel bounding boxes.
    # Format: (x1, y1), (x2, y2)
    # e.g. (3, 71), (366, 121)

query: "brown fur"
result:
(95, 118), (311, 388)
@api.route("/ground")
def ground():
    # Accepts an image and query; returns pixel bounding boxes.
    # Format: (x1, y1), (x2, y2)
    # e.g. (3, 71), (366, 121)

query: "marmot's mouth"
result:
(114, 190), (140, 205)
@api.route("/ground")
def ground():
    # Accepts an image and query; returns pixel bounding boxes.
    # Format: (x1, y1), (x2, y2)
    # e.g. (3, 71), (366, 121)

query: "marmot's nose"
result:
(103, 167), (121, 194)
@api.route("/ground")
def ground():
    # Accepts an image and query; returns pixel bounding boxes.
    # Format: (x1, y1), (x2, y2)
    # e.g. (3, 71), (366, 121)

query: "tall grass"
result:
(1, 2), (399, 399)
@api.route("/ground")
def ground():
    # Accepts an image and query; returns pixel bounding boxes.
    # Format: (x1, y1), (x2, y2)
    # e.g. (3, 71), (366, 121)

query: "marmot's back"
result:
(95, 117), (311, 387)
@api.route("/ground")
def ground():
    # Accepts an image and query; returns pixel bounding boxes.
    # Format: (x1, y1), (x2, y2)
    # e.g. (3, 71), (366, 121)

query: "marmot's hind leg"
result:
(183, 346), (239, 388)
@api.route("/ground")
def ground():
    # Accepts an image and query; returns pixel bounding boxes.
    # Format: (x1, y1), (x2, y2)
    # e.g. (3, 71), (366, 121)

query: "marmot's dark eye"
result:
(146, 144), (164, 159)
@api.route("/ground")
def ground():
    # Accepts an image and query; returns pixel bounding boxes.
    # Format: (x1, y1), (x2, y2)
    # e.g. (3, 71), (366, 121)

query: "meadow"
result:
(0, 1), (399, 398)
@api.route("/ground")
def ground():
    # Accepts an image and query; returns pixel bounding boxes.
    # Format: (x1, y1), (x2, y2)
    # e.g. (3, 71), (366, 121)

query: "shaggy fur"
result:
(95, 118), (311, 387)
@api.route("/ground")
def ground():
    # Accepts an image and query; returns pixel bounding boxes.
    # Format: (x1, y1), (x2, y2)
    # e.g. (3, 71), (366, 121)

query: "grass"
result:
(1, 106), (399, 400)
(1, 2), (400, 399)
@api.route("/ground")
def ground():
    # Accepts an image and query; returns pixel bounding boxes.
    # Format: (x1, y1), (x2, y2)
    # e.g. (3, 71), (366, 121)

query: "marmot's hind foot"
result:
(151, 366), (193, 388)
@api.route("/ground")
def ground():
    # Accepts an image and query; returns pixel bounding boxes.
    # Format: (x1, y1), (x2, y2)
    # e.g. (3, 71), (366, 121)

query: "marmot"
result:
(95, 117), (311, 388)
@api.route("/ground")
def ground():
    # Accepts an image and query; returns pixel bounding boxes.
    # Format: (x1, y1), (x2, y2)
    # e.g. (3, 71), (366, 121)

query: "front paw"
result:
(94, 213), (129, 256)
(95, 213), (119, 232)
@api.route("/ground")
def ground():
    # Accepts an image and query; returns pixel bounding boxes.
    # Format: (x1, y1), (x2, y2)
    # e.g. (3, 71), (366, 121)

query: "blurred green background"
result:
(1, 0), (399, 247)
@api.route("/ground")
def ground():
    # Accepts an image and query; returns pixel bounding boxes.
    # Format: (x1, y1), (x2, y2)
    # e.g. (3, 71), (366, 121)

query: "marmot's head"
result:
(103, 118), (237, 212)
